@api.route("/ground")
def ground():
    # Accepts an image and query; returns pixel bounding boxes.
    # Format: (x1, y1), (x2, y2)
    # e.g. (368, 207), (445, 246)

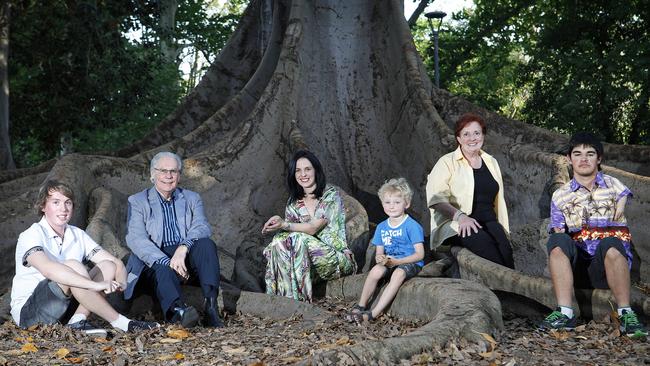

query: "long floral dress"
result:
(264, 185), (356, 302)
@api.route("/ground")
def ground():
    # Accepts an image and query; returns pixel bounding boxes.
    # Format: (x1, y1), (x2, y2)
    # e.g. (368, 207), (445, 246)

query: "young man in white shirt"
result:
(11, 180), (159, 335)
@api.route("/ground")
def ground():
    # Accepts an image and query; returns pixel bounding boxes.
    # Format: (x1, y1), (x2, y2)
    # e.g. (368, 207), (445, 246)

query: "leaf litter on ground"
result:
(0, 299), (647, 365)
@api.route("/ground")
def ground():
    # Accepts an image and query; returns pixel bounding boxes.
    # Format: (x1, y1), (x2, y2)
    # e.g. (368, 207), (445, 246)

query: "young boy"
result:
(347, 178), (425, 322)
(10, 180), (159, 335)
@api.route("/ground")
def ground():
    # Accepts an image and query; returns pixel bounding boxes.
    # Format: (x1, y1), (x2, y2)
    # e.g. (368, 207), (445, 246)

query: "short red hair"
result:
(454, 113), (487, 140)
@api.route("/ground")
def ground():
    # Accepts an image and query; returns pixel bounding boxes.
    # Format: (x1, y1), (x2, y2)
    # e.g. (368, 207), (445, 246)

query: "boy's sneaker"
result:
(67, 320), (108, 337)
(127, 320), (160, 332)
(538, 308), (577, 331)
(619, 309), (648, 339)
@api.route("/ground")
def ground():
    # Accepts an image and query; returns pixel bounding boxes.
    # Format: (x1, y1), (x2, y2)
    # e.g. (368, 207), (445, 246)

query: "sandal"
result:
(350, 304), (366, 313)
(344, 304), (367, 322)
(350, 310), (374, 323)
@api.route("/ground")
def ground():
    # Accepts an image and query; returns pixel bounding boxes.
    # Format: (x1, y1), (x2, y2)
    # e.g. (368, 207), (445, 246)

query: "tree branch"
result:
(407, 0), (430, 28)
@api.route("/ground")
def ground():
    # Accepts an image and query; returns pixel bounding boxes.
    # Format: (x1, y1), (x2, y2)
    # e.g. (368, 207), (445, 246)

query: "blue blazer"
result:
(124, 187), (211, 299)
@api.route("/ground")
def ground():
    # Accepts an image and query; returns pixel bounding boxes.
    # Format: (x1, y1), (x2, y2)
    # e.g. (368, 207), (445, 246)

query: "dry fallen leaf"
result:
(479, 350), (494, 358)
(167, 329), (191, 339)
(475, 332), (498, 351)
(21, 343), (38, 353)
(174, 353), (185, 360)
(102, 346), (114, 353)
(549, 330), (571, 341)
(335, 336), (350, 345)
(54, 348), (70, 359)
(223, 346), (247, 355)
(610, 310), (620, 326)
(281, 356), (303, 362)
(159, 338), (182, 344)
(135, 336), (145, 353)
(609, 328), (621, 337)
(65, 357), (83, 364)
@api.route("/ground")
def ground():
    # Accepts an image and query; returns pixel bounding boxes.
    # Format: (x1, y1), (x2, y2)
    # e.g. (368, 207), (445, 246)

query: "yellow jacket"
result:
(426, 146), (509, 249)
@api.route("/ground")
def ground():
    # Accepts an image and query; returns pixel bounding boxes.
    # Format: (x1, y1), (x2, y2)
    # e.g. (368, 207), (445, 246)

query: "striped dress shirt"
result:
(156, 190), (195, 265)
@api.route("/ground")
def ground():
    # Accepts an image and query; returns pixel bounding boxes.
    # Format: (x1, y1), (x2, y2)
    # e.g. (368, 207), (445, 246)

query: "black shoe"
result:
(619, 309), (648, 339)
(127, 320), (160, 332)
(168, 305), (200, 328)
(204, 297), (224, 328)
(67, 319), (108, 337)
(538, 308), (577, 331)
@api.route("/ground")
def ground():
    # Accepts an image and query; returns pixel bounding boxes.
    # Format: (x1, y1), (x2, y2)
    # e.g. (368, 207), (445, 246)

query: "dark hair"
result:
(567, 132), (604, 170)
(454, 113), (487, 142)
(287, 150), (327, 203)
(567, 132), (604, 157)
(34, 180), (75, 217)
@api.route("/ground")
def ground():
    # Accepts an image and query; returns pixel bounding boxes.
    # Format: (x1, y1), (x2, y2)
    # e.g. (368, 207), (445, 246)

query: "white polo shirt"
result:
(10, 217), (102, 323)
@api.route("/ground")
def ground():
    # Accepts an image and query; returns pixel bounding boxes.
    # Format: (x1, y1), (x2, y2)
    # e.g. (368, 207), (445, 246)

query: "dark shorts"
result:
(546, 232), (628, 289)
(380, 262), (422, 281)
(19, 279), (72, 328)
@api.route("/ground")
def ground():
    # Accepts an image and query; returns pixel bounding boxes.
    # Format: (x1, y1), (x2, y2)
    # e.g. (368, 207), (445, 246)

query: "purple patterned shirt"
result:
(549, 172), (633, 264)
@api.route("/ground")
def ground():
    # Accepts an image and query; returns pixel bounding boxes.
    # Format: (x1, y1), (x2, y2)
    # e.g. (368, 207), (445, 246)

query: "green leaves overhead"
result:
(413, 0), (649, 145)
(8, 0), (243, 168)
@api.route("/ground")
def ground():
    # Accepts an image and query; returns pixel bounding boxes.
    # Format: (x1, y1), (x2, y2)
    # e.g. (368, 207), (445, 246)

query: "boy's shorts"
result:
(19, 279), (72, 328)
(546, 232), (628, 289)
(381, 262), (422, 281)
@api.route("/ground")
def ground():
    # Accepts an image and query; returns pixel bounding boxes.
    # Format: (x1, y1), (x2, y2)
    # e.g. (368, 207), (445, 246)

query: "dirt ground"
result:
(0, 298), (647, 365)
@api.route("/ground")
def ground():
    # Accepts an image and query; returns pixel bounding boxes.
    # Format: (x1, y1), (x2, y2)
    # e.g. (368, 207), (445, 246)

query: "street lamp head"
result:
(424, 11), (447, 20)
(425, 10), (447, 33)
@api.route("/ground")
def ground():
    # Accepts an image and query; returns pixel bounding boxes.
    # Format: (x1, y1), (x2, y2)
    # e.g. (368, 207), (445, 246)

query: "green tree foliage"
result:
(128, 0), (245, 93)
(9, 0), (243, 168)
(413, 0), (649, 145)
(520, 0), (650, 144)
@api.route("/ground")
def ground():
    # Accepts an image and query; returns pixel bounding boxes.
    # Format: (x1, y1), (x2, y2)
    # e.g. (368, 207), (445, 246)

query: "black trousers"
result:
(136, 238), (220, 315)
(446, 221), (515, 269)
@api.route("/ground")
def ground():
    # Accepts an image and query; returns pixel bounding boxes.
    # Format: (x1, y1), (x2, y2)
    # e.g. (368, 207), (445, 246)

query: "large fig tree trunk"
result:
(0, 1), (14, 170)
(1, 0), (649, 360)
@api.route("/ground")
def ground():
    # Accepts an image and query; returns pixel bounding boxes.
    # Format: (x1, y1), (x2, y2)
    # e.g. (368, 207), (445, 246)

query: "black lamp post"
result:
(425, 11), (447, 88)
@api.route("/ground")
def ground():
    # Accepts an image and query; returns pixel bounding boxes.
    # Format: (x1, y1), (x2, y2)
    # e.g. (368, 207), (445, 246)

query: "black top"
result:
(471, 159), (499, 223)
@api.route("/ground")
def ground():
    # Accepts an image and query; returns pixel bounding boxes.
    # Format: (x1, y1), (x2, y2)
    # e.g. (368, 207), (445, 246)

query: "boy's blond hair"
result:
(378, 177), (413, 203)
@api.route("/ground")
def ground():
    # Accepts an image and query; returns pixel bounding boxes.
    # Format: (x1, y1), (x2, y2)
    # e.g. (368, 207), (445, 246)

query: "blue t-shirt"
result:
(371, 215), (424, 267)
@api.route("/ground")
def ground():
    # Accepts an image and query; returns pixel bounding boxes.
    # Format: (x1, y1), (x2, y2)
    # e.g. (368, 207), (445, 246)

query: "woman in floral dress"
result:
(262, 150), (356, 302)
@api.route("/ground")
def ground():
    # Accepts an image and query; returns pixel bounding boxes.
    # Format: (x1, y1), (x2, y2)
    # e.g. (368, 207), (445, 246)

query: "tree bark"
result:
(0, 2), (15, 170)
(315, 275), (503, 364)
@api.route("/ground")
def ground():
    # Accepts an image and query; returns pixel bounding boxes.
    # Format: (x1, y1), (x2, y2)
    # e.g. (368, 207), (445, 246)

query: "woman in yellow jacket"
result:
(426, 113), (514, 269)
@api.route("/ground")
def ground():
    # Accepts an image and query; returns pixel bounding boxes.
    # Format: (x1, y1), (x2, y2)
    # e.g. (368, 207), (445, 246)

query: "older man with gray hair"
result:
(124, 152), (223, 328)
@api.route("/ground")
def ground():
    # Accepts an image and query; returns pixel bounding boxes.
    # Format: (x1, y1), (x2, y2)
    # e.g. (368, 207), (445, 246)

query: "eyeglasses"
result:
(154, 168), (180, 176)
(460, 130), (483, 138)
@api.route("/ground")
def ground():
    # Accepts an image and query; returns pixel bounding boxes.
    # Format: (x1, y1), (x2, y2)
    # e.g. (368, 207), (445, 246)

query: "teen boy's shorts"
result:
(547, 232), (628, 289)
(19, 279), (72, 328)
